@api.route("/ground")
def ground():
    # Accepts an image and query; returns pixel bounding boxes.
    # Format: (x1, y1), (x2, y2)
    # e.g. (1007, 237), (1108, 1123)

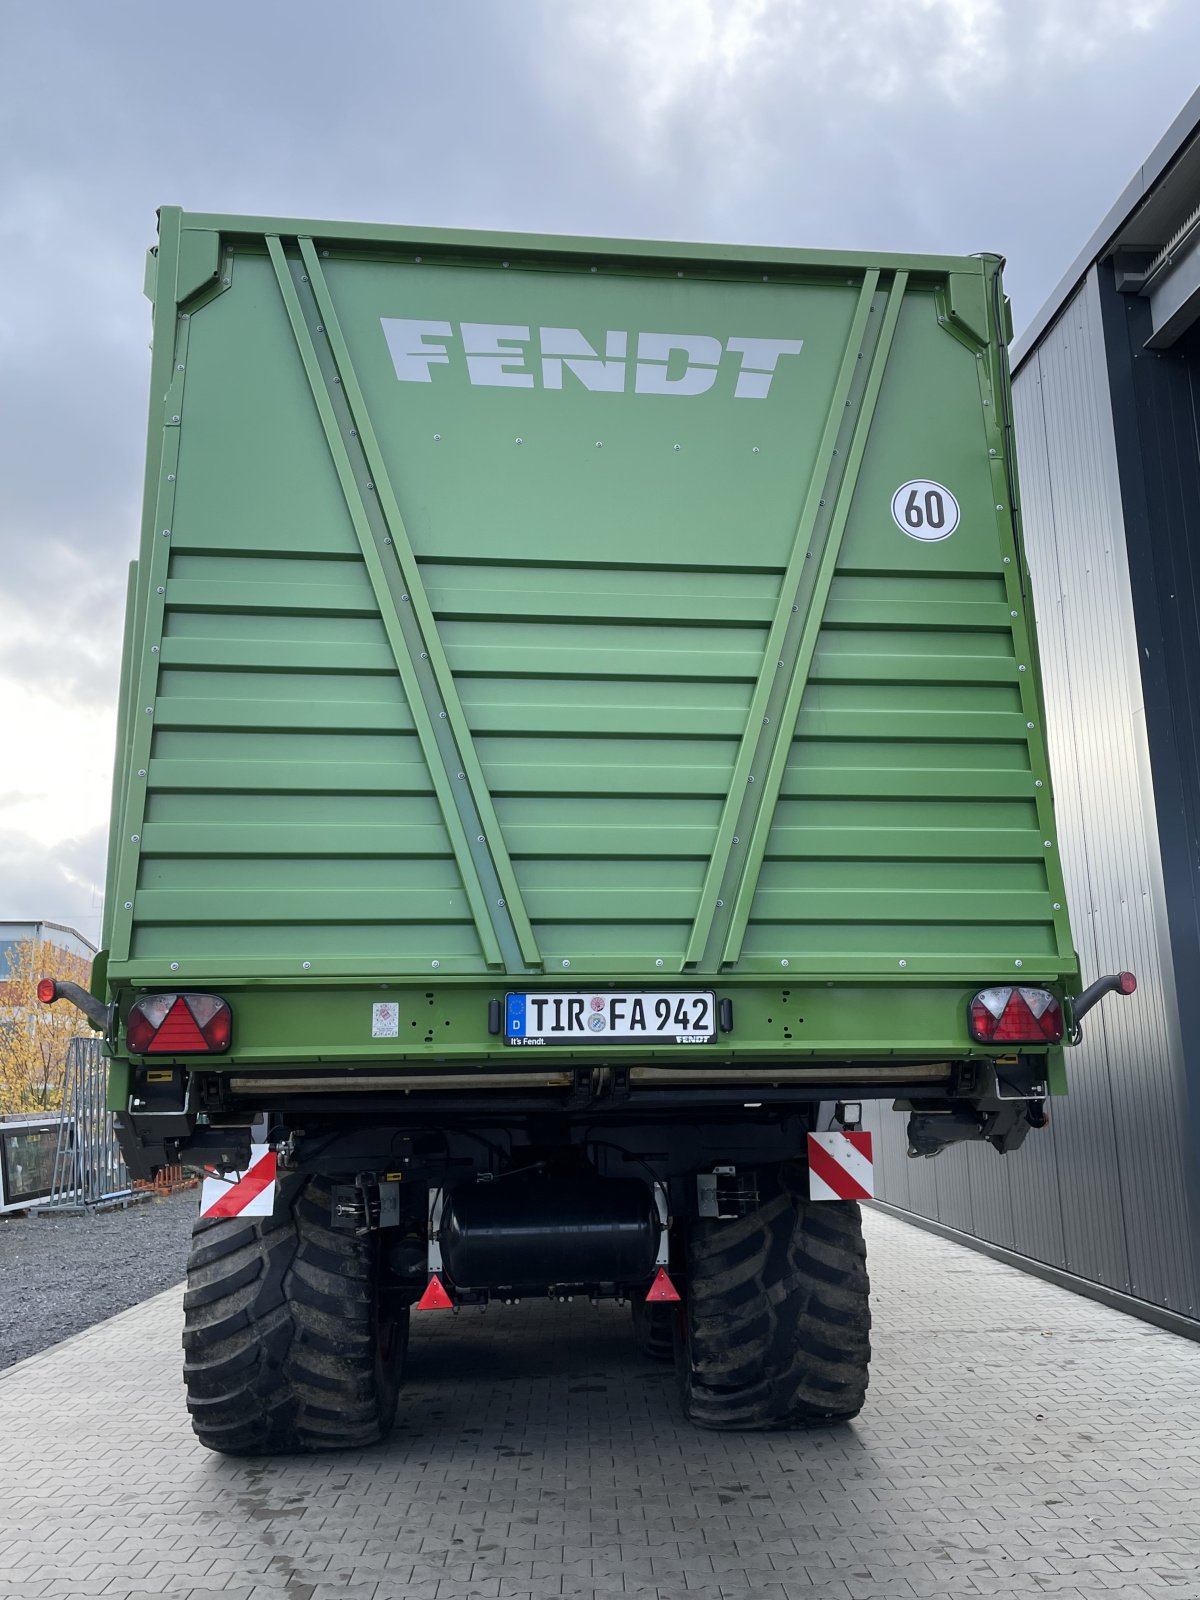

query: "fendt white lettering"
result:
(380, 319), (803, 399)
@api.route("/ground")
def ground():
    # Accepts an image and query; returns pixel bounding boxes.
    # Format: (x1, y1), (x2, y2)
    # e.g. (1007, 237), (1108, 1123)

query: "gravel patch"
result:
(0, 1188), (197, 1370)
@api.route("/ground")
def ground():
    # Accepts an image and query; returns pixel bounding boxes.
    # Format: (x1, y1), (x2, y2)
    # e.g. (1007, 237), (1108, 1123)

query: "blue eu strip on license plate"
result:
(505, 991), (716, 1046)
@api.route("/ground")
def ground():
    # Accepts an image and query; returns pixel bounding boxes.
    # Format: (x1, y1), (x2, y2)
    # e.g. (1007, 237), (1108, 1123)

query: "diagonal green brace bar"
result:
(721, 271), (909, 965)
(266, 237), (508, 970)
(295, 238), (542, 971)
(683, 272), (881, 969)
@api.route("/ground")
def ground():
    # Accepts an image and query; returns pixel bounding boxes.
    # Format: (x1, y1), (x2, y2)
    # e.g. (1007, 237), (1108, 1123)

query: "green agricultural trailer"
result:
(48, 207), (1137, 1453)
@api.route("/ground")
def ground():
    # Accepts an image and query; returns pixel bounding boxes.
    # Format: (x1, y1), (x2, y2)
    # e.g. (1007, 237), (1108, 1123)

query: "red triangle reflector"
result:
(416, 1273), (454, 1311)
(147, 996), (209, 1052)
(645, 1268), (681, 1304)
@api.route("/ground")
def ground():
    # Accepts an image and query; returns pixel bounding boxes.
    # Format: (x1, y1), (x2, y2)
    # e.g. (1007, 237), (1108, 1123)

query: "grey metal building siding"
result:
(866, 268), (1199, 1325)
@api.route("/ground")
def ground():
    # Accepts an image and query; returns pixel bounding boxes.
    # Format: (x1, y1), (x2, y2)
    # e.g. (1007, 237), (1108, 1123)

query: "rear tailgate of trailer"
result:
(103, 213), (1075, 1060)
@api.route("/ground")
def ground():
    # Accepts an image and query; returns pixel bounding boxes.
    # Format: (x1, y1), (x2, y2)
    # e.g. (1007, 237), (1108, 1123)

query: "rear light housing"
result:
(968, 986), (1063, 1044)
(126, 993), (232, 1055)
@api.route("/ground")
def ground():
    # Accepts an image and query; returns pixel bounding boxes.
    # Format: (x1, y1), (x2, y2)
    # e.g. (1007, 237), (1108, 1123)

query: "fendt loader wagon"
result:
(45, 208), (1137, 1454)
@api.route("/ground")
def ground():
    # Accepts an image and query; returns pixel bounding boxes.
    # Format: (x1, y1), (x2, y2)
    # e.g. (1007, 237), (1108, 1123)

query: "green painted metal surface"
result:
(103, 209), (1077, 1068)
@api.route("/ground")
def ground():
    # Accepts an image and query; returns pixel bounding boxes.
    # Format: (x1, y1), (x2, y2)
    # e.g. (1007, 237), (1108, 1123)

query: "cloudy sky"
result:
(2, 0), (1198, 949)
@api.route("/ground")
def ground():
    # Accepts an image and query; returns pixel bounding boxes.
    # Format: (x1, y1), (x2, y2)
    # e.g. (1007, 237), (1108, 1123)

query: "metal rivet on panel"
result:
(151, 645), (159, 654)
(898, 959), (907, 968)
(515, 437), (523, 445)
(161, 529), (170, 537)
(317, 325), (324, 333)
(1014, 960), (1023, 968)
(677, 272), (684, 278)
(322, 250), (329, 257)
(591, 266), (597, 273)
(780, 959), (789, 968)
(497, 899), (506, 908)
(673, 444), (681, 451)
(1004, 557), (1011, 564)
(717, 899), (724, 907)
(176, 363), (184, 371)
(350, 428), (358, 437)
(144, 706), (153, 714)
(156, 586), (165, 594)
(733, 836), (740, 844)
(439, 710), (447, 719)
(562, 959), (571, 968)
(433, 433), (441, 441)
(458, 771), (465, 780)
(415, 257), (422, 264)
(167, 474), (175, 481)
(431, 960), (440, 968)
(402, 594), (409, 601)
(1011, 610), (1019, 617)
(171, 415), (179, 422)
(595, 441), (603, 448)
(124, 902), (133, 910)
(1027, 722), (1035, 729)
(996, 504), (1004, 511)
(131, 835), (140, 843)
(1018, 664), (1026, 672)
(170, 962), (179, 971)
(502, 261), (509, 268)
(752, 446), (760, 453)
(477, 834), (485, 843)
(1035, 780), (1043, 788)
(655, 959), (664, 968)
(137, 770), (146, 777)
(1045, 841), (1053, 848)
(302, 961), (311, 970)
(383, 536), (391, 545)
(1053, 903), (1062, 910)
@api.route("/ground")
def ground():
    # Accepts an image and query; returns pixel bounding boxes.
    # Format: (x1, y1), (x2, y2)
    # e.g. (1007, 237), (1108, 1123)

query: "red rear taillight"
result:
(36, 978), (58, 1004)
(969, 986), (1063, 1044)
(126, 993), (232, 1055)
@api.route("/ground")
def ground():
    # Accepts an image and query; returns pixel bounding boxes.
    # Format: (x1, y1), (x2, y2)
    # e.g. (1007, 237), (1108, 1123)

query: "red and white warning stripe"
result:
(199, 1144), (277, 1219)
(807, 1131), (874, 1201)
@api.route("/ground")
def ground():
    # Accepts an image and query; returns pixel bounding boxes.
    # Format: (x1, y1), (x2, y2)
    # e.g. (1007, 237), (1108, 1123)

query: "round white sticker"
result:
(891, 480), (960, 541)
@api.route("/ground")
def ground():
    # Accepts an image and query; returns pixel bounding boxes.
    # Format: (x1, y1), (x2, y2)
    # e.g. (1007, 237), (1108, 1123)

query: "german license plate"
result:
(505, 991), (716, 1046)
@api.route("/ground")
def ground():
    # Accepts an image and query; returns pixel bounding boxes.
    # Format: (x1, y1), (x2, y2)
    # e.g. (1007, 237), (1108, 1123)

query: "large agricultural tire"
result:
(631, 1297), (675, 1361)
(676, 1167), (870, 1430)
(182, 1174), (406, 1455)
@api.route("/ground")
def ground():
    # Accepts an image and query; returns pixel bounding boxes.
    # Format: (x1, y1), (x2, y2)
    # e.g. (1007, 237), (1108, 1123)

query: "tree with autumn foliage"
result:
(0, 938), (94, 1114)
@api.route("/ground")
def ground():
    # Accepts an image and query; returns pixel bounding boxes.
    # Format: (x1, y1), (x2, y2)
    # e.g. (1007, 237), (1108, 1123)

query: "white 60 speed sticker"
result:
(891, 479), (960, 541)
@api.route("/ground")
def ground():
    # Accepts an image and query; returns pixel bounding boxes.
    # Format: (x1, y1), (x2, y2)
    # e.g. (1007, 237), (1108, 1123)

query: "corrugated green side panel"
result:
(106, 212), (1075, 987)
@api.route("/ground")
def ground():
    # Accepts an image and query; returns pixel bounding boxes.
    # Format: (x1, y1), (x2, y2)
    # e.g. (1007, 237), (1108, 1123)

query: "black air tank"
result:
(439, 1174), (659, 1289)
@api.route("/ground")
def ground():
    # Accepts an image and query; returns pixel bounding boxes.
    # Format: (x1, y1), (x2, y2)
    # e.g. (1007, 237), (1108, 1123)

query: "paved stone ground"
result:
(0, 1209), (1197, 1600)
